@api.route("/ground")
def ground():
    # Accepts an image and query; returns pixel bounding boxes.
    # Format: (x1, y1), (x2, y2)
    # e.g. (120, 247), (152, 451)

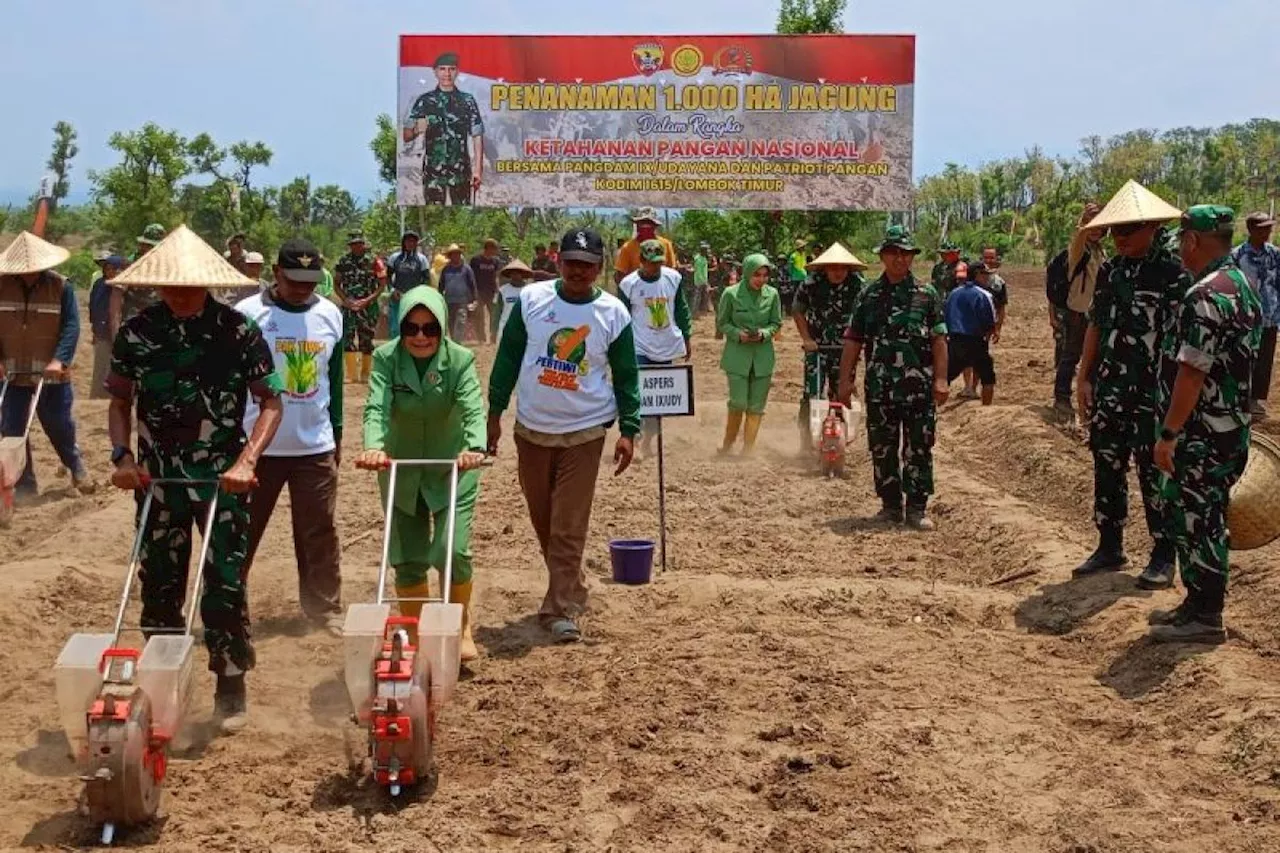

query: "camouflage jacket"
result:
(105, 296), (282, 475)
(1090, 229), (1191, 414)
(846, 273), (947, 405)
(334, 252), (380, 301)
(982, 272), (1009, 310)
(794, 270), (866, 347)
(408, 87), (484, 188)
(1158, 255), (1262, 437)
(930, 258), (967, 297)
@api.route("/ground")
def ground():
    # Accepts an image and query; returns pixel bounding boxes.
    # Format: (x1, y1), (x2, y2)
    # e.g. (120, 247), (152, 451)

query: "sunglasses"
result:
(1110, 222), (1150, 237)
(400, 320), (442, 339)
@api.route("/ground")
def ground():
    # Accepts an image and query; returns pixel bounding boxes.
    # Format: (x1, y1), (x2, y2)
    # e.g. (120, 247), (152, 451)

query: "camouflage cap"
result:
(1179, 205), (1235, 236)
(631, 207), (661, 224)
(639, 239), (666, 263)
(939, 239), (959, 253)
(137, 223), (166, 246)
(875, 225), (921, 255)
(347, 230), (368, 245)
(434, 52), (459, 68)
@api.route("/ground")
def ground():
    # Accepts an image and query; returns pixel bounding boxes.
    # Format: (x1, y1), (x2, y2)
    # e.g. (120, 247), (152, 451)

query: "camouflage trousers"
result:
(342, 303), (379, 354)
(423, 181), (473, 206)
(1088, 404), (1171, 549)
(136, 482), (255, 675)
(1157, 429), (1248, 613)
(866, 400), (936, 510)
(798, 350), (843, 426)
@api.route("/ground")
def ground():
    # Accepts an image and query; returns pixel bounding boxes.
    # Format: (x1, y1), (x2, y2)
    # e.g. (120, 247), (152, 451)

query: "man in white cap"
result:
(0, 232), (93, 495)
(1075, 181), (1190, 588)
(792, 242), (866, 450)
(615, 208), (676, 282)
(214, 251), (265, 306)
(106, 226), (284, 733)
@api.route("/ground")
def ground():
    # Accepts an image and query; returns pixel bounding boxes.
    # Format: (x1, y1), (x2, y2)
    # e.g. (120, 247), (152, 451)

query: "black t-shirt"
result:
(470, 254), (501, 297)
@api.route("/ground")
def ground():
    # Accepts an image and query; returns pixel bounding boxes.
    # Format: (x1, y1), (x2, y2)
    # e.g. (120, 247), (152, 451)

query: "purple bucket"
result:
(609, 539), (655, 585)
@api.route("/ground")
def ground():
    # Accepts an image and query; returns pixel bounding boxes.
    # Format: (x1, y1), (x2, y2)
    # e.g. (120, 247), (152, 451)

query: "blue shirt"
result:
(1233, 241), (1280, 328)
(89, 276), (112, 337)
(944, 282), (996, 338)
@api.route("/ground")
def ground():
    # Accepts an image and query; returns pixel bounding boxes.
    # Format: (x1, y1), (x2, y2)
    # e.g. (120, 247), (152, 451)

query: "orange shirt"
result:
(615, 236), (676, 277)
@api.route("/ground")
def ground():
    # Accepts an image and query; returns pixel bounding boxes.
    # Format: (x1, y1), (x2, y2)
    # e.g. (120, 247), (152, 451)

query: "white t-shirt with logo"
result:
(514, 282), (631, 434)
(618, 266), (687, 362)
(496, 283), (524, 341)
(236, 292), (344, 456)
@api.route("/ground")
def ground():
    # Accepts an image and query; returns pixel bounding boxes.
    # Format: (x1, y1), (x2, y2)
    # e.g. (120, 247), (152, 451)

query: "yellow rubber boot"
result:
(743, 414), (763, 453)
(720, 410), (744, 453)
(360, 353), (373, 384)
(449, 581), (478, 662)
(394, 581), (431, 641)
(343, 352), (359, 384)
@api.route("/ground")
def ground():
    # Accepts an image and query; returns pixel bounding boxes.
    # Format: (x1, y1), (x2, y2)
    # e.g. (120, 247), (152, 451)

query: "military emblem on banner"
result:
(632, 43), (664, 76)
(671, 45), (703, 77)
(712, 45), (753, 76)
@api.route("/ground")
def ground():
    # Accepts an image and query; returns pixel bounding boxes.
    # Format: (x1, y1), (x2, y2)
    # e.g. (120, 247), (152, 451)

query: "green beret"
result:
(1180, 205), (1235, 235)
(433, 52), (459, 68)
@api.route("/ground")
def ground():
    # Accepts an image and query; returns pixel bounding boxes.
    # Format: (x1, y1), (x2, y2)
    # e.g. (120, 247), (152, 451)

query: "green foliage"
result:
(57, 249), (99, 290)
(46, 121), (79, 213)
(776, 0), (846, 34)
(372, 114), (398, 186)
(89, 123), (192, 250)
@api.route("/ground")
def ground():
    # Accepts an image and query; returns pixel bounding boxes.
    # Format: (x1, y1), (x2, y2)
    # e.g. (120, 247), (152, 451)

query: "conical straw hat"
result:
(807, 242), (868, 270)
(1228, 432), (1280, 551)
(501, 259), (533, 276)
(112, 225), (255, 289)
(0, 231), (71, 275)
(1082, 180), (1182, 231)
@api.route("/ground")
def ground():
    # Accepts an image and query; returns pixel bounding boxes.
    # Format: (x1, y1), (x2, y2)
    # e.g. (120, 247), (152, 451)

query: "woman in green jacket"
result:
(717, 253), (782, 453)
(355, 285), (488, 661)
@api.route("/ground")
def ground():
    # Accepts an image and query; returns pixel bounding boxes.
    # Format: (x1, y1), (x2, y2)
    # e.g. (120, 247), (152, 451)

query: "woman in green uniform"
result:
(355, 285), (487, 661)
(717, 253), (782, 454)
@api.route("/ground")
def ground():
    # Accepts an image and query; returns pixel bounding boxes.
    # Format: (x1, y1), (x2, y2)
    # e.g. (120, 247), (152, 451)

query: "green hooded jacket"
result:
(717, 253), (783, 376)
(363, 285), (487, 515)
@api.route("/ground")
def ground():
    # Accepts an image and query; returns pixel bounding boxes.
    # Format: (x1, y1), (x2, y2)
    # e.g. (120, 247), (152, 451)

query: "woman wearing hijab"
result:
(355, 285), (488, 661)
(717, 253), (782, 454)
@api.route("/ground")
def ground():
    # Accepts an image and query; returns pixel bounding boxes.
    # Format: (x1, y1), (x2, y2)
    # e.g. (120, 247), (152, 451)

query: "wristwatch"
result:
(110, 445), (133, 466)
(1159, 426), (1179, 442)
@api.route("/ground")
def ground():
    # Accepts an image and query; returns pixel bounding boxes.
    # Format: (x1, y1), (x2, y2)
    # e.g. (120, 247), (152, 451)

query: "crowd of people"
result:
(0, 180), (1275, 732)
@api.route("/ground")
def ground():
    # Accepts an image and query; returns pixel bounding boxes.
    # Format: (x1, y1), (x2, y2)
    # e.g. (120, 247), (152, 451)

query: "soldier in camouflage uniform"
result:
(334, 231), (385, 384)
(793, 243), (867, 450)
(105, 226), (284, 733)
(403, 51), (485, 206)
(1075, 209), (1191, 584)
(839, 226), (949, 529)
(930, 240), (967, 298)
(1148, 206), (1261, 643)
(121, 223), (166, 321)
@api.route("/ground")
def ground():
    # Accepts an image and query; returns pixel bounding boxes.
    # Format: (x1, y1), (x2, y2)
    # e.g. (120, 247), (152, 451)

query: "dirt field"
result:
(3, 269), (1280, 852)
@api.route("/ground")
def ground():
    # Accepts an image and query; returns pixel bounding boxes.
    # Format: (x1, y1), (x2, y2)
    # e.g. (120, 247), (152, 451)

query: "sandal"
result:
(548, 618), (582, 644)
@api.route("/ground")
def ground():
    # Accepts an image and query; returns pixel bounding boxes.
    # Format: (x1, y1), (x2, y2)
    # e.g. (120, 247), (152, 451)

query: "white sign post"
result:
(638, 364), (695, 572)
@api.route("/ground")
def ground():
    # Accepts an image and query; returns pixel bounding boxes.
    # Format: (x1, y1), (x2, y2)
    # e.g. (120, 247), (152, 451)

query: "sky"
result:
(1, 0), (1277, 204)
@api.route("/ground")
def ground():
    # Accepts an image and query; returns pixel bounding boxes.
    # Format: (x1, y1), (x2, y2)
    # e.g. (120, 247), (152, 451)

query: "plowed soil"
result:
(3, 269), (1280, 852)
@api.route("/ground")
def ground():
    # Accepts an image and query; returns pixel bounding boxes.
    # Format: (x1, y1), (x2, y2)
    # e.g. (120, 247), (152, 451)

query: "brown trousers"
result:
(243, 452), (342, 617)
(515, 434), (605, 620)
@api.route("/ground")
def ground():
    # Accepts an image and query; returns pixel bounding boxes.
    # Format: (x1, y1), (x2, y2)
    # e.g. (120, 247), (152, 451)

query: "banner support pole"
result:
(657, 417), (668, 573)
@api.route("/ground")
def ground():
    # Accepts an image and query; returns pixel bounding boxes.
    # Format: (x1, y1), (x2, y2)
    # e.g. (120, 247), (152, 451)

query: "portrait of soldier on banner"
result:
(401, 50), (486, 206)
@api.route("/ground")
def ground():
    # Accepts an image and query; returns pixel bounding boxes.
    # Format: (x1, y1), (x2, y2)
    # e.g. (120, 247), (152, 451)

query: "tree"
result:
(278, 176), (312, 231)
(311, 185), (358, 231)
(89, 123), (192, 249)
(372, 113), (398, 186)
(46, 121), (79, 213)
(776, 0), (845, 34)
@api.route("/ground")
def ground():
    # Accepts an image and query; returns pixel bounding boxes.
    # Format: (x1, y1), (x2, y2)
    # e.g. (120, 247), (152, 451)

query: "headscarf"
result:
(729, 253), (776, 310)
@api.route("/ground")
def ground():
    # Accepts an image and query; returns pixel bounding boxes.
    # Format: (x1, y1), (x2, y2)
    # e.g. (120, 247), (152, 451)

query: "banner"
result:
(396, 34), (915, 211)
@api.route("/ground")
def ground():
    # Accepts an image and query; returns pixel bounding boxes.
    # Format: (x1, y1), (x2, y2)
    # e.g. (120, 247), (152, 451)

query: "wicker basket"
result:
(1228, 432), (1280, 551)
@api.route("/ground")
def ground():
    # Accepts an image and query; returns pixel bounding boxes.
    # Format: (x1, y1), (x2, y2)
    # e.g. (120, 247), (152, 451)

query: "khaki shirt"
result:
(1066, 230), (1107, 314)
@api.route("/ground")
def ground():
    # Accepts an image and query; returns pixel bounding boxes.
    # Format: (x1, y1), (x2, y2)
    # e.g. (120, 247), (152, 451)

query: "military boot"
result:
(214, 673), (249, 735)
(1072, 527), (1128, 577)
(1149, 601), (1226, 645)
(1136, 542), (1177, 590)
(875, 500), (904, 525)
